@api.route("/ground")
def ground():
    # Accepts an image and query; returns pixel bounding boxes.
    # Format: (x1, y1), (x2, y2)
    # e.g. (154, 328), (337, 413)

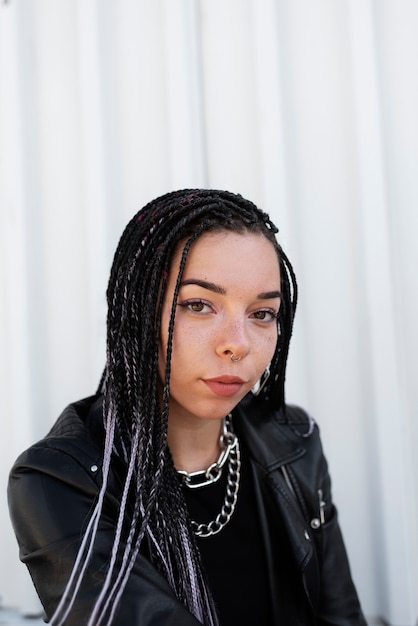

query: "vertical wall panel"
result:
(199, 0), (262, 199)
(347, 2), (408, 620)
(74, 0), (110, 385)
(0, 1), (43, 613)
(374, 1), (418, 622)
(104, 0), (171, 218)
(162, 0), (207, 189)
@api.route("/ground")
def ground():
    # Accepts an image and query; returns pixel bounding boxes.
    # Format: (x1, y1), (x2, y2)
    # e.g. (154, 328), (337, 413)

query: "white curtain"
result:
(1, 1), (417, 624)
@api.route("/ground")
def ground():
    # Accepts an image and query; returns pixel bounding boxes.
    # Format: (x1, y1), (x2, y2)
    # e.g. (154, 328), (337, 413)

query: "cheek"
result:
(172, 322), (212, 356)
(261, 328), (278, 363)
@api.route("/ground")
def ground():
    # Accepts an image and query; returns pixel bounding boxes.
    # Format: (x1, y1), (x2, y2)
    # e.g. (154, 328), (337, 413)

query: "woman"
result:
(8, 189), (366, 625)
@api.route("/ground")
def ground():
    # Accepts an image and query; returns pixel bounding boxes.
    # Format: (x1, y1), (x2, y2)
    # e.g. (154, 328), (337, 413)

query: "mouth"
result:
(203, 375), (246, 398)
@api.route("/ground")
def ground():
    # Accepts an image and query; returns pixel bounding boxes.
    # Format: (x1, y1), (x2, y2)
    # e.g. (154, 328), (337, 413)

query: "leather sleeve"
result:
(287, 418), (368, 626)
(314, 468), (367, 625)
(235, 399), (367, 626)
(8, 442), (201, 626)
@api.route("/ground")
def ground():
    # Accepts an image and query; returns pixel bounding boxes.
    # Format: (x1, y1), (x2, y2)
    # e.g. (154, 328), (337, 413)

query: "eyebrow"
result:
(257, 290), (282, 300)
(180, 279), (281, 300)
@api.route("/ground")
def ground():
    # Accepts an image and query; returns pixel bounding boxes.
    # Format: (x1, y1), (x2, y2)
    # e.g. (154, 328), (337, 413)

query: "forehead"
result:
(170, 230), (281, 286)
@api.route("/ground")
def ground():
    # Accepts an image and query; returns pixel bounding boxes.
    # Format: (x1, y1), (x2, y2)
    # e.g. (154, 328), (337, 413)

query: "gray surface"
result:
(0, 609), (44, 625)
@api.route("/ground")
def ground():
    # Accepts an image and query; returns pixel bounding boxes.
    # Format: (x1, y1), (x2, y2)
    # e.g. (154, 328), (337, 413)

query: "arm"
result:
(290, 424), (368, 626)
(8, 443), (201, 626)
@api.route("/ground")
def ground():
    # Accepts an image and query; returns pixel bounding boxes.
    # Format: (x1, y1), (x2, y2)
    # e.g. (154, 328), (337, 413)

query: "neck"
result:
(167, 416), (224, 474)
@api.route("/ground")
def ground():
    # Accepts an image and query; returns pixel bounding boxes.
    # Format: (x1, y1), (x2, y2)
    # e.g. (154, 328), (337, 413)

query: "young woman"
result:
(8, 189), (367, 625)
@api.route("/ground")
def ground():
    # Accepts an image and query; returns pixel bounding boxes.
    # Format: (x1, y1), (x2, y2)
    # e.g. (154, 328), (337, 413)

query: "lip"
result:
(203, 375), (246, 398)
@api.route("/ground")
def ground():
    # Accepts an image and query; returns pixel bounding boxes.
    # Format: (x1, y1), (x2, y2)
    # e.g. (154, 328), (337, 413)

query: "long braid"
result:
(54, 189), (297, 626)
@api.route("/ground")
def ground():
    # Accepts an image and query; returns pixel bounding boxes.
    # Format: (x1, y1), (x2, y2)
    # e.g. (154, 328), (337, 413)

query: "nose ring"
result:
(230, 353), (242, 362)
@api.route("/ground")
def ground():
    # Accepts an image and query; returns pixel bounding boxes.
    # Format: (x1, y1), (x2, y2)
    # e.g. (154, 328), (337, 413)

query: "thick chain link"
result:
(177, 415), (242, 538)
(191, 437), (241, 538)
(177, 415), (235, 489)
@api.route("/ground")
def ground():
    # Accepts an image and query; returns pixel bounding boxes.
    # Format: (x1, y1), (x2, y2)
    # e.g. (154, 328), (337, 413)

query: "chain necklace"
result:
(177, 415), (241, 538)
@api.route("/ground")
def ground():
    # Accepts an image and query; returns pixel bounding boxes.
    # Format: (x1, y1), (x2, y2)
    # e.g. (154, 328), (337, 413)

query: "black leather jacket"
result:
(8, 395), (367, 625)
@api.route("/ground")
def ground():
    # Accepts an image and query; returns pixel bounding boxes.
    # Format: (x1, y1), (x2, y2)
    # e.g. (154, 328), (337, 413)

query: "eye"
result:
(251, 309), (278, 322)
(178, 299), (213, 314)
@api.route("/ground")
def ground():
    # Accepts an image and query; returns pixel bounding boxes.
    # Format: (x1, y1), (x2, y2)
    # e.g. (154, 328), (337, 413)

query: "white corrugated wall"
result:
(1, 1), (417, 624)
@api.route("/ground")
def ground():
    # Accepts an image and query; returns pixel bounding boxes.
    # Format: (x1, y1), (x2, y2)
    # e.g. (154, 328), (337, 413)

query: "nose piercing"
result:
(230, 353), (242, 362)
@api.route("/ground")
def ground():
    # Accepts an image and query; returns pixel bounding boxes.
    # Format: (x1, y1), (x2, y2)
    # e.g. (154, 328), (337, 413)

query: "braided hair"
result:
(52, 189), (297, 626)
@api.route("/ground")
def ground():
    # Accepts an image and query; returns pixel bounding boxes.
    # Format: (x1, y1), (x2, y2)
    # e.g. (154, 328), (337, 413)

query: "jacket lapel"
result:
(234, 397), (320, 615)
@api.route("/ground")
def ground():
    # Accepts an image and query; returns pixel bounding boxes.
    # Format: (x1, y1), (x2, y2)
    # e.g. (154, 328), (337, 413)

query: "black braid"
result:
(87, 189), (297, 625)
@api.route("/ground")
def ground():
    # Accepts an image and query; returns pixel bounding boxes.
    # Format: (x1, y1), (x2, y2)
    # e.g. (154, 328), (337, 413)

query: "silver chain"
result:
(177, 415), (241, 538)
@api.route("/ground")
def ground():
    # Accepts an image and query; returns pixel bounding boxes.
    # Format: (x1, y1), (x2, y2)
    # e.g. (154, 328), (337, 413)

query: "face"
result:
(159, 231), (281, 424)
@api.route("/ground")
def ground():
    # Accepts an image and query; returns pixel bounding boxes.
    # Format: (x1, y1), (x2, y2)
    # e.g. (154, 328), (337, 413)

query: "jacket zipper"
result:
(281, 465), (326, 527)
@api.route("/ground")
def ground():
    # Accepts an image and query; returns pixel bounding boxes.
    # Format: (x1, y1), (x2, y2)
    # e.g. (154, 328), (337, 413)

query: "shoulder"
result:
(235, 395), (321, 456)
(277, 403), (317, 438)
(234, 396), (329, 492)
(8, 397), (110, 554)
(235, 396), (334, 519)
(8, 395), (105, 542)
(11, 394), (103, 466)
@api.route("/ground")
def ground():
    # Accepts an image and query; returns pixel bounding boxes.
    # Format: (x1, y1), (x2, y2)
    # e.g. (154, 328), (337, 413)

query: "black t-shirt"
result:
(183, 446), (273, 626)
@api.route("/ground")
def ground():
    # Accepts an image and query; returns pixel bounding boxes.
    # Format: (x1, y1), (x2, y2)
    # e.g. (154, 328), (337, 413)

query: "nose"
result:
(215, 319), (251, 361)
